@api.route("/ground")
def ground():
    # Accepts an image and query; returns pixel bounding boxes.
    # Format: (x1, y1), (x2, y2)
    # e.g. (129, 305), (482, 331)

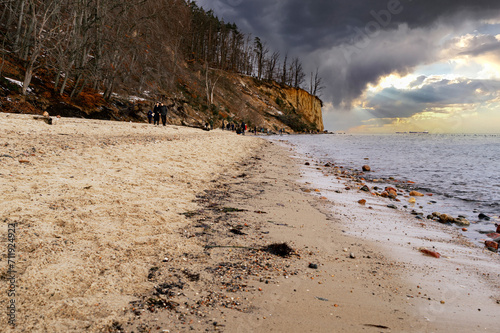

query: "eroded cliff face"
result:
(280, 86), (324, 132)
(166, 71), (324, 133)
(236, 75), (324, 132)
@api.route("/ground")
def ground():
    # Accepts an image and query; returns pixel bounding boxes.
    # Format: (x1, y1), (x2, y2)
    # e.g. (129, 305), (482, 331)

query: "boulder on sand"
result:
(438, 213), (456, 224)
(362, 165), (371, 172)
(485, 240), (498, 251)
(409, 190), (424, 197)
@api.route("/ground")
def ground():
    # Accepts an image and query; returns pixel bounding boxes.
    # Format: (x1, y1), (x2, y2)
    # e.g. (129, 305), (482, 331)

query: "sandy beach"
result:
(1, 113), (499, 332)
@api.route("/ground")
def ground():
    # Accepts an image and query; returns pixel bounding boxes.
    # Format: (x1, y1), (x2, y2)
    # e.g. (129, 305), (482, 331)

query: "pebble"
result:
(360, 185), (370, 192)
(478, 213), (490, 220)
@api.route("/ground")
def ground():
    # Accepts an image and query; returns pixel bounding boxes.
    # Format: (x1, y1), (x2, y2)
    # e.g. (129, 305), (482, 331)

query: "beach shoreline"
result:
(1, 114), (498, 332)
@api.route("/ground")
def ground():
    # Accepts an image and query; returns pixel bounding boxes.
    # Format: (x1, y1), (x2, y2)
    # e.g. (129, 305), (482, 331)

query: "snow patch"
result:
(129, 95), (147, 102)
(5, 77), (23, 87)
(5, 77), (33, 92)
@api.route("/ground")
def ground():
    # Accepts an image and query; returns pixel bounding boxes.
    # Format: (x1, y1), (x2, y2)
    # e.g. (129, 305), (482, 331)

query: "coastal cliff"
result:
(217, 73), (324, 132)
(1, 65), (323, 133)
(262, 82), (324, 132)
(1, 53), (323, 133)
(0, 0), (324, 132)
(176, 72), (324, 133)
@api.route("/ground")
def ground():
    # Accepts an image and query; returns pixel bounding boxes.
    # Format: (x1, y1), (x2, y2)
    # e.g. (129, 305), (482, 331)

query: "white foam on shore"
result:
(278, 141), (500, 332)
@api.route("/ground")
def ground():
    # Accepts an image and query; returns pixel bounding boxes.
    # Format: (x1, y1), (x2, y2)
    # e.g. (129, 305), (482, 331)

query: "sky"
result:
(195, 0), (500, 133)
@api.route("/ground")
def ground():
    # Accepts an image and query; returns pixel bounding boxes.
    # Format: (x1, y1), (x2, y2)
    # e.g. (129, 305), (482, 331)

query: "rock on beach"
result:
(484, 241), (498, 251)
(430, 212), (470, 226)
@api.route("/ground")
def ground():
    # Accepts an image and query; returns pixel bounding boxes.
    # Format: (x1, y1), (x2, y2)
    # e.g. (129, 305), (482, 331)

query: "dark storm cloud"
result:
(196, 0), (500, 108)
(364, 78), (500, 119)
(200, 0), (500, 50)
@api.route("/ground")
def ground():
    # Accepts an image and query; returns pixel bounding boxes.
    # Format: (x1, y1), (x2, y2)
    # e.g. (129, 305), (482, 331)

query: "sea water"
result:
(269, 133), (500, 245)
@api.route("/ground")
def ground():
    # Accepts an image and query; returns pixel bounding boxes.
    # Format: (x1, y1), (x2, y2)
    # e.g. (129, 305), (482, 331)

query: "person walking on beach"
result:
(147, 109), (153, 124)
(241, 121), (246, 135)
(159, 102), (168, 126)
(153, 102), (160, 125)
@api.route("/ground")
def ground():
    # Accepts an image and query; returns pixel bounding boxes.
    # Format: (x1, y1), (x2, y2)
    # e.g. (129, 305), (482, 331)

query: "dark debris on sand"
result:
(262, 242), (295, 257)
(117, 155), (304, 333)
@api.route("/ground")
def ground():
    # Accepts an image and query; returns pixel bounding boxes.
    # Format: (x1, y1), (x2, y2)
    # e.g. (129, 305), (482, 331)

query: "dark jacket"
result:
(159, 105), (168, 116)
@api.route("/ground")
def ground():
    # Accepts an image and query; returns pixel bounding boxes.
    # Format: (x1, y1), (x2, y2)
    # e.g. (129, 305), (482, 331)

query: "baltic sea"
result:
(271, 133), (500, 246)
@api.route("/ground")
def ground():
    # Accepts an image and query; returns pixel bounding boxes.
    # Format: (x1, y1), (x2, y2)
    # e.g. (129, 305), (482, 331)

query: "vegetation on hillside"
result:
(0, 0), (323, 131)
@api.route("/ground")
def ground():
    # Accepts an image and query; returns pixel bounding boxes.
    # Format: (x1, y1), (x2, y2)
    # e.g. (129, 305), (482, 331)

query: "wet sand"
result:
(1, 113), (498, 332)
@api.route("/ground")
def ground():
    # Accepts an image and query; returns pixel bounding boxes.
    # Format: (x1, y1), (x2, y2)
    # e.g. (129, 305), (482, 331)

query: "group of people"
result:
(146, 104), (268, 135)
(147, 102), (169, 126)
(222, 121), (251, 135)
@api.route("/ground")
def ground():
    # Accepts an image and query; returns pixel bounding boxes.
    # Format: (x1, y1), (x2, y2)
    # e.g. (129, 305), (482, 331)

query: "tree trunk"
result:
(14, 0), (26, 50)
(59, 72), (70, 96)
(74, 78), (88, 98)
(22, 58), (35, 95)
(69, 73), (83, 98)
(54, 71), (61, 92)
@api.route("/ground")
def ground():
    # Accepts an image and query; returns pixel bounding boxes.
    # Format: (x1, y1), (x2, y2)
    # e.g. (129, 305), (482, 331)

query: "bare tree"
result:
(19, 0), (60, 95)
(265, 50), (280, 81)
(205, 64), (222, 106)
(280, 52), (288, 85)
(253, 37), (268, 80)
(290, 57), (305, 89)
(310, 67), (323, 96)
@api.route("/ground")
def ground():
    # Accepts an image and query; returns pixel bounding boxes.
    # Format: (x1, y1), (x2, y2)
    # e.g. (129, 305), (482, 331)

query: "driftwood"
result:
(33, 115), (54, 125)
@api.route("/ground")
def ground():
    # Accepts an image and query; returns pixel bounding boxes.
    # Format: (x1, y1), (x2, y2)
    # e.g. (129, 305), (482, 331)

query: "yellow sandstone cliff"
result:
(280, 86), (324, 132)
(233, 75), (324, 132)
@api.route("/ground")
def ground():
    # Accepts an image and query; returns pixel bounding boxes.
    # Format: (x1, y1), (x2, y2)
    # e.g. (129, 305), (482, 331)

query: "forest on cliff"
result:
(0, 0), (323, 132)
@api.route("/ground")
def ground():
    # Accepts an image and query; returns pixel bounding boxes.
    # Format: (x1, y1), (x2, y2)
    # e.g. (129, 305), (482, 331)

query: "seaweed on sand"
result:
(262, 242), (294, 257)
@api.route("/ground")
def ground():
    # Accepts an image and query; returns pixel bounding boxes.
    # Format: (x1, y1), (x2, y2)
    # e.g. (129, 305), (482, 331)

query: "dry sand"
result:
(1, 113), (498, 332)
(0, 114), (261, 331)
